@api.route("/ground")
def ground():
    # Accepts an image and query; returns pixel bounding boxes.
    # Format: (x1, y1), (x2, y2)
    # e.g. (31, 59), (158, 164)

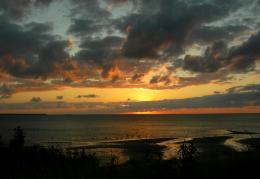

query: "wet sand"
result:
(68, 137), (175, 150)
(228, 130), (259, 135)
(239, 138), (260, 150)
(66, 134), (260, 163)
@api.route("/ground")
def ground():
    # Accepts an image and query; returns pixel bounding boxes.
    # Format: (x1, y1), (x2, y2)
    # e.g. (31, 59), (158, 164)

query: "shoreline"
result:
(2, 129), (260, 178)
(62, 134), (260, 161)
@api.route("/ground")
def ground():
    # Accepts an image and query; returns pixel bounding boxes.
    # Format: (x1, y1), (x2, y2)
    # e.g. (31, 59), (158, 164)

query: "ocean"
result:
(0, 114), (260, 174)
(1, 114), (260, 160)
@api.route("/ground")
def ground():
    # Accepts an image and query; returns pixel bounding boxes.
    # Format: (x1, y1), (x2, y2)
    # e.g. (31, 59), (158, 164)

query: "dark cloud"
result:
(0, 16), (70, 78)
(175, 69), (233, 88)
(183, 41), (228, 73)
(80, 36), (123, 50)
(182, 30), (260, 74)
(0, 18), (52, 58)
(0, 101), (107, 111)
(76, 36), (123, 63)
(34, 0), (54, 6)
(30, 97), (42, 103)
(68, 0), (259, 87)
(227, 84), (260, 93)
(56, 96), (63, 100)
(0, 84), (12, 99)
(68, 0), (111, 38)
(228, 31), (260, 71)
(34, 40), (70, 76)
(108, 0), (128, 5)
(0, 0), (54, 20)
(76, 94), (99, 98)
(0, 0), (31, 19)
(0, 95), (11, 100)
(0, 84), (12, 95)
(70, 0), (111, 19)
(0, 0), (259, 91)
(68, 19), (104, 37)
(131, 73), (144, 81)
(186, 25), (250, 45)
(74, 36), (124, 80)
(150, 75), (171, 85)
(117, 0), (243, 59)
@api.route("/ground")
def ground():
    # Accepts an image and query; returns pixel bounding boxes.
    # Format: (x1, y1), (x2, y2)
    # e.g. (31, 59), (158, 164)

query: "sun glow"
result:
(134, 88), (156, 101)
(126, 111), (163, 115)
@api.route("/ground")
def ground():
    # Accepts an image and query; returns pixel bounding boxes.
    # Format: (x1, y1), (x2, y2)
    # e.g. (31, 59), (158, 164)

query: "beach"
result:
(1, 114), (260, 164)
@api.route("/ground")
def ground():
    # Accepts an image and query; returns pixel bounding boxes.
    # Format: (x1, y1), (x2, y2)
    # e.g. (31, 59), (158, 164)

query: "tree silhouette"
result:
(0, 135), (2, 147)
(9, 126), (25, 151)
(178, 142), (197, 161)
(178, 141), (197, 176)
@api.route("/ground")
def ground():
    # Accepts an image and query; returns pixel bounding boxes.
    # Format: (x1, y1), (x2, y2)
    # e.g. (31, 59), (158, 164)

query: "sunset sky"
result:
(0, 0), (260, 114)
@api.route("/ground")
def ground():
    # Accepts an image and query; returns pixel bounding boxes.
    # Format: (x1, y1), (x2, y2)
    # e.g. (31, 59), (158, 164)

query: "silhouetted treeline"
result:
(0, 126), (260, 179)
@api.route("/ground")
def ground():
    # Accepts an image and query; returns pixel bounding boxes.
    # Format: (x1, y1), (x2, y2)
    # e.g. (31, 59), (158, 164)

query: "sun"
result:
(134, 88), (155, 101)
(128, 111), (163, 114)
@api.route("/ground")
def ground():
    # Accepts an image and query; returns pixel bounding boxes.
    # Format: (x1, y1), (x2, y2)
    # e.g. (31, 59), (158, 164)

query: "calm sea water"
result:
(0, 114), (260, 147)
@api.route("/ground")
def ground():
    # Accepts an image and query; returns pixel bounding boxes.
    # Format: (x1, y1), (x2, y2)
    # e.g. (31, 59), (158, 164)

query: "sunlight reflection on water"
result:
(1, 114), (260, 162)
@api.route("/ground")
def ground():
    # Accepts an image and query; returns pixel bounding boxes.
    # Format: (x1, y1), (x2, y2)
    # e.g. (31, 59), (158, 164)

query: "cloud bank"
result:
(1, 84), (259, 113)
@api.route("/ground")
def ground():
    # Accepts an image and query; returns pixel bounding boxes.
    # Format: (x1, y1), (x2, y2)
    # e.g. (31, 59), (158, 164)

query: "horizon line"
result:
(0, 113), (260, 116)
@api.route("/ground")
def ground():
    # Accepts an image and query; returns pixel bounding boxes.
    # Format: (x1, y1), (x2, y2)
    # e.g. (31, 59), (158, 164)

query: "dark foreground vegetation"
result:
(0, 126), (260, 179)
